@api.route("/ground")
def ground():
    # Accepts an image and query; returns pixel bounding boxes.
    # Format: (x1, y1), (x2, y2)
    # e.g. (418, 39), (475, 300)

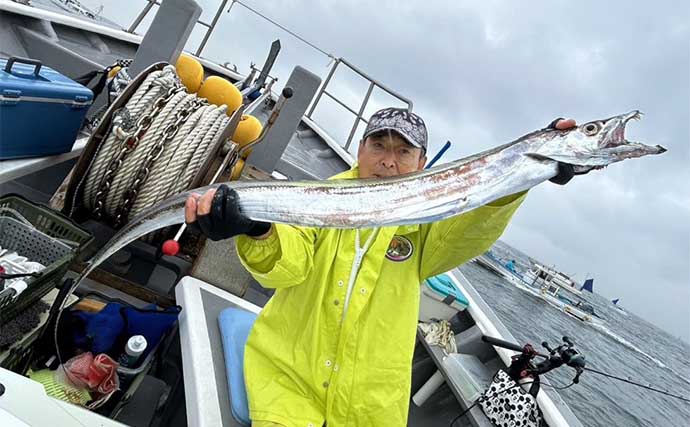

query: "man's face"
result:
(357, 131), (427, 178)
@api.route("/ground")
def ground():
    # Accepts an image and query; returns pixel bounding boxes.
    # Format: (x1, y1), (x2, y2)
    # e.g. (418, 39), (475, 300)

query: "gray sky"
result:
(83, 0), (689, 341)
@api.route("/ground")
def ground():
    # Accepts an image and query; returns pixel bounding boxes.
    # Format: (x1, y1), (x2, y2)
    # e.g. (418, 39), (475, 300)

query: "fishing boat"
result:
(580, 278), (594, 293)
(0, 1), (586, 426)
(473, 251), (530, 287)
(524, 263), (582, 296)
(611, 298), (627, 315)
(474, 253), (598, 323)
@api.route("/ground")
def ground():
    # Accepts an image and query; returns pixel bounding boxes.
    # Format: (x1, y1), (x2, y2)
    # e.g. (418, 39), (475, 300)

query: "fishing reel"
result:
(481, 334), (690, 409)
(481, 334), (586, 395)
(534, 336), (586, 383)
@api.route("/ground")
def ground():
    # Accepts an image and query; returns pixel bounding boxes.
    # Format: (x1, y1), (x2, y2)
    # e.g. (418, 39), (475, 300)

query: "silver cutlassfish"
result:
(56, 110), (665, 323)
(74, 110), (665, 287)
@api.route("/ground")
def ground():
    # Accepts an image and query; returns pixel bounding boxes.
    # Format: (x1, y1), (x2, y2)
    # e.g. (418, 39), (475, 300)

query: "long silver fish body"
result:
(62, 110), (665, 305)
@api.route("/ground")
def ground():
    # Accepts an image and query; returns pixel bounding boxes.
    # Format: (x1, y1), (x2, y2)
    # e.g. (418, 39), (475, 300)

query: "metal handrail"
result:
(306, 58), (413, 151)
(127, 0), (229, 57)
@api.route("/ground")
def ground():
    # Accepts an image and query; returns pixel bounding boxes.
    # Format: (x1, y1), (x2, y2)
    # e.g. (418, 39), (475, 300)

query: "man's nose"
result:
(380, 150), (396, 168)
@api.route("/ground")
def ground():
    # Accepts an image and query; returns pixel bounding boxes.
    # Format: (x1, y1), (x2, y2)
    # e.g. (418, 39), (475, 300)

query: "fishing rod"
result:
(450, 335), (690, 426)
(583, 366), (690, 403)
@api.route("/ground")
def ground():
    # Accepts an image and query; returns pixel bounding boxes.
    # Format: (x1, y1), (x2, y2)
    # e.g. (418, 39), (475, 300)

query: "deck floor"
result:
(408, 381), (467, 426)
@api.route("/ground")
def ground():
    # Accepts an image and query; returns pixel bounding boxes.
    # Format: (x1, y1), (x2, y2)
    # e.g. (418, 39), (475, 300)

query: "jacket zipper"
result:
(342, 228), (378, 322)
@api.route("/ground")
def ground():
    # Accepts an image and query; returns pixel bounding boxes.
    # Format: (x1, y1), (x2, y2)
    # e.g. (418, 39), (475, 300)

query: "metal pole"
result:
(425, 141), (452, 169)
(306, 59), (340, 117)
(128, 0), (158, 33)
(340, 58), (413, 112)
(345, 81), (374, 150)
(322, 92), (362, 117)
(195, 0), (231, 57)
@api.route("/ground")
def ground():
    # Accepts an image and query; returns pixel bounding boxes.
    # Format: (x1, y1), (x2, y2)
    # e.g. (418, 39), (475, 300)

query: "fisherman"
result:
(185, 108), (576, 427)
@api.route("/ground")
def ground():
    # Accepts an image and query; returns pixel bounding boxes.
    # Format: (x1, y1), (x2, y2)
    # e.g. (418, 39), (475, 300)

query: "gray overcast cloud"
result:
(82, 0), (689, 341)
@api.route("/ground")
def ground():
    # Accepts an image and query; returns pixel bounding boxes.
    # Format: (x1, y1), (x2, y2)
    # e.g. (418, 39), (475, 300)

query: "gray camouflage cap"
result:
(363, 107), (428, 152)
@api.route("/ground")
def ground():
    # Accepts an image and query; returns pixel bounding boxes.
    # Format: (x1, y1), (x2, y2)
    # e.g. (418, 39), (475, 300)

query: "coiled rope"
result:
(419, 320), (458, 354)
(82, 65), (231, 226)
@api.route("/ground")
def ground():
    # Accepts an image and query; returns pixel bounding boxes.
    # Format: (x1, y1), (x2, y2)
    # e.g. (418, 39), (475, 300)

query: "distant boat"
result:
(581, 278), (594, 293)
(472, 251), (511, 279)
(612, 298), (628, 315)
(473, 254), (600, 323)
(525, 263), (582, 294)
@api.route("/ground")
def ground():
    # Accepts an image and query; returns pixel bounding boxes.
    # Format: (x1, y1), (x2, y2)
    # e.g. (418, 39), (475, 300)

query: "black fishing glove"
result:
(189, 184), (271, 241)
(545, 117), (575, 186)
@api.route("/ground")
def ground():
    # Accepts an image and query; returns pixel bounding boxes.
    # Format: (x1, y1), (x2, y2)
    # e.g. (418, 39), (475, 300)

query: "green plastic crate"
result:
(0, 194), (93, 326)
(0, 326), (41, 373)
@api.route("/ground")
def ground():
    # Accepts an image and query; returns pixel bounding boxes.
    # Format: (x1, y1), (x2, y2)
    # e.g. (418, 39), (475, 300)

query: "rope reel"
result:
(67, 56), (286, 255)
(80, 60), (262, 230)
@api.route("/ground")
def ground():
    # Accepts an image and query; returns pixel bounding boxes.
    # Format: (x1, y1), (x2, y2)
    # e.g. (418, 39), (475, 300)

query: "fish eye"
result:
(583, 122), (600, 136)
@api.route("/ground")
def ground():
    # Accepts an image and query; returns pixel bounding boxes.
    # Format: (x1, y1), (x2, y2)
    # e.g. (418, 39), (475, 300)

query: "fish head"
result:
(527, 110), (666, 174)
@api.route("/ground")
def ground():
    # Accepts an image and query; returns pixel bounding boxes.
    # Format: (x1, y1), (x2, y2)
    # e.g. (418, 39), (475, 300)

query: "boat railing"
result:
(305, 57), (414, 151)
(128, 0), (413, 153)
(127, 0), (230, 57)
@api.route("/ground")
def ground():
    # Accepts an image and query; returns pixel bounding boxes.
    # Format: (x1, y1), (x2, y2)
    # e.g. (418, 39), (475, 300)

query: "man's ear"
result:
(418, 154), (427, 171)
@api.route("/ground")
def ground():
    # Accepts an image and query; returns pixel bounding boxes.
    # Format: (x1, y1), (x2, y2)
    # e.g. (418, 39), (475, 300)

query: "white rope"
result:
(419, 320), (458, 354)
(82, 65), (233, 223)
(131, 104), (209, 213)
(180, 108), (228, 188)
(131, 105), (228, 217)
(105, 91), (189, 215)
(83, 71), (166, 208)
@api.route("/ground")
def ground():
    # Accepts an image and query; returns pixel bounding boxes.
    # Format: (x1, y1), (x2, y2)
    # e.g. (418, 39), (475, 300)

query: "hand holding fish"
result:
(185, 184), (271, 241)
(552, 118), (577, 130)
(548, 117), (578, 185)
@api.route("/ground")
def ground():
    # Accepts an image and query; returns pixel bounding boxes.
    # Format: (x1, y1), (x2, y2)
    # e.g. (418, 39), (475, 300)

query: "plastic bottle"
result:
(118, 335), (147, 368)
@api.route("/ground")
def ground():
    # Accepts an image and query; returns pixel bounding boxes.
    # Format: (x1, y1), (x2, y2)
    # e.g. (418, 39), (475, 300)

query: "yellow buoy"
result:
(231, 158), (245, 180)
(108, 66), (121, 79)
(233, 115), (263, 157)
(197, 76), (243, 115)
(240, 146), (253, 159)
(175, 54), (204, 93)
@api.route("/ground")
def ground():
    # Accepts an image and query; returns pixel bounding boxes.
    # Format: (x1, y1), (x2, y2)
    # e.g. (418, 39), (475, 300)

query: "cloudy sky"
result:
(81, 0), (689, 341)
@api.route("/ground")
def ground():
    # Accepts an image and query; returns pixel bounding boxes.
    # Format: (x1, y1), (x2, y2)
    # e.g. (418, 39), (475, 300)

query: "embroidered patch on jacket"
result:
(386, 235), (414, 262)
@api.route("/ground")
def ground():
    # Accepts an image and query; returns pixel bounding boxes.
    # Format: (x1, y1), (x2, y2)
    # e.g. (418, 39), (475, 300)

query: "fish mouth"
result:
(610, 110), (641, 146)
(605, 110), (666, 155)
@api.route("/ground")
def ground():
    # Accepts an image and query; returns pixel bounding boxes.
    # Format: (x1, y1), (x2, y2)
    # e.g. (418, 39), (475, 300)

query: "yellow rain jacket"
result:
(236, 166), (526, 427)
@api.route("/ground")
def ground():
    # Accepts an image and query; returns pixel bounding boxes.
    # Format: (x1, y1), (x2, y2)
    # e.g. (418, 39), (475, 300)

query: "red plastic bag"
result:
(59, 352), (120, 396)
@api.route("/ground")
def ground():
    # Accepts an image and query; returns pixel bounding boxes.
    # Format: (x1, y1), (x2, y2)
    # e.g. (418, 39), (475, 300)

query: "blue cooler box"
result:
(419, 273), (470, 322)
(0, 57), (93, 159)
